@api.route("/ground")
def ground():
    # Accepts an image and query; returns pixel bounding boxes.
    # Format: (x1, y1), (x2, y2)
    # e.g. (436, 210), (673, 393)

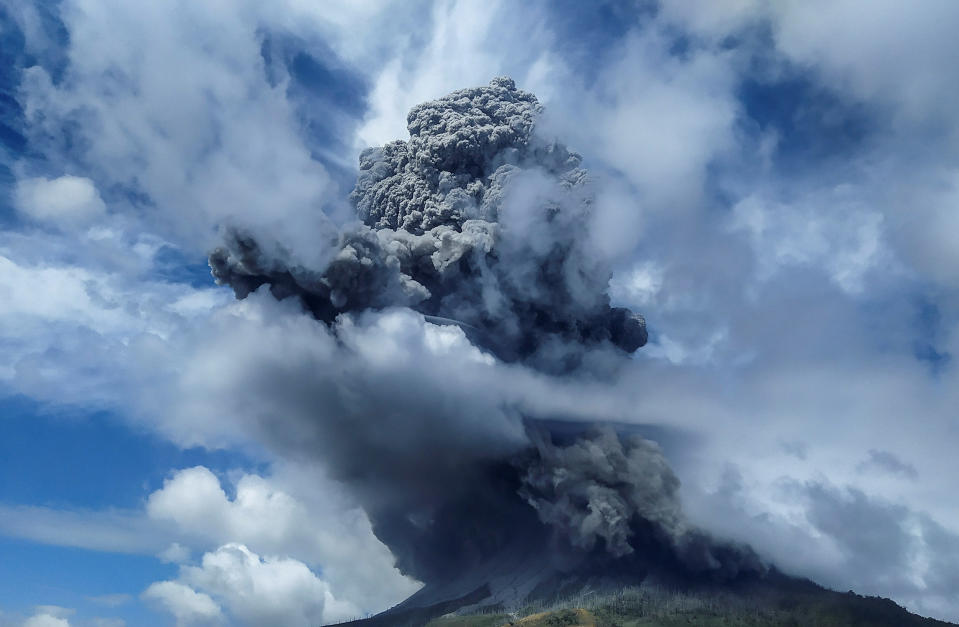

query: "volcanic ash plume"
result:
(521, 429), (685, 559)
(207, 78), (763, 609)
(210, 76), (646, 368)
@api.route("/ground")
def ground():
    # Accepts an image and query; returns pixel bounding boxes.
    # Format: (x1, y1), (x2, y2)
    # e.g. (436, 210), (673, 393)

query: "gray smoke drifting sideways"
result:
(207, 78), (763, 595)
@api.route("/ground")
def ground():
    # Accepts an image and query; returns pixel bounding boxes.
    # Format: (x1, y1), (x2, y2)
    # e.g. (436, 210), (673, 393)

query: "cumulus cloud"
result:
(148, 544), (355, 627)
(157, 543), (191, 565)
(0, 461), (417, 620)
(18, 607), (73, 627)
(145, 465), (418, 611)
(142, 581), (222, 627)
(13, 175), (106, 225)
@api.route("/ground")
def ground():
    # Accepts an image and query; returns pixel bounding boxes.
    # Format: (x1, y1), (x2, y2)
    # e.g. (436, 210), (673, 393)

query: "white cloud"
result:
(180, 543), (356, 626)
(623, 345), (959, 619)
(0, 251), (228, 409)
(537, 26), (739, 216)
(145, 544), (360, 627)
(22, 616), (69, 627)
(660, 0), (959, 128)
(0, 461), (417, 619)
(729, 191), (887, 294)
(19, 0), (341, 264)
(0, 504), (167, 555)
(357, 0), (559, 148)
(142, 581), (222, 627)
(14, 176), (106, 226)
(0, 256), (143, 331)
(21, 607), (73, 627)
(145, 464), (419, 613)
(609, 262), (663, 309)
(768, 0), (959, 125)
(158, 543), (192, 565)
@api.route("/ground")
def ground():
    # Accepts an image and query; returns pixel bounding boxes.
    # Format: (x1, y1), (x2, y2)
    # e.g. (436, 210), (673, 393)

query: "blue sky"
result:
(1, 1), (959, 625)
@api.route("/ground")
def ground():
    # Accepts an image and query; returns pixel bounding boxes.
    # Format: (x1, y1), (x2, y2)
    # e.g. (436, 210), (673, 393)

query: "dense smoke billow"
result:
(521, 429), (685, 559)
(210, 77), (646, 370)
(209, 78), (763, 592)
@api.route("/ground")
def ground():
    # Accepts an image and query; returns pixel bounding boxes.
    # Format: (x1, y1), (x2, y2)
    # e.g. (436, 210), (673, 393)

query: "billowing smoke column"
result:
(210, 77), (646, 369)
(209, 78), (762, 604)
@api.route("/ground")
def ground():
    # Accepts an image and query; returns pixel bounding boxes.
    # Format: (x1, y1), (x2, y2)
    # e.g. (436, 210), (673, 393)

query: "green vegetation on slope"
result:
(424, 582), (954, 627)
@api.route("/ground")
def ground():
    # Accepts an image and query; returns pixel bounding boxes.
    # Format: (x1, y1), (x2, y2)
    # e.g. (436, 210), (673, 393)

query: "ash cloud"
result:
(520, 428), (685, 558)
(352, 76), (541, 233)
(519, 427), (763, 579)
(210, 77), (646, 369)
(207, 78), (763, 600)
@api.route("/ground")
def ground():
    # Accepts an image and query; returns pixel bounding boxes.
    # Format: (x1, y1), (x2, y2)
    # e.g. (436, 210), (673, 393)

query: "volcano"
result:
(330, 422), (954, 627)
(208, 79), (956, 627)
(337, 574), (956, 627)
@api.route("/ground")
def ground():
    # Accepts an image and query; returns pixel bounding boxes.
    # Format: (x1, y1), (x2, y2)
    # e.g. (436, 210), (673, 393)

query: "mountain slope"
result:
(336, 572), (956, 627)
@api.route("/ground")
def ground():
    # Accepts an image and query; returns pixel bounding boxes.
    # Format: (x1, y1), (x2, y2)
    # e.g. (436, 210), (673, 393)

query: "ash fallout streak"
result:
(210, 78), (764, 606)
